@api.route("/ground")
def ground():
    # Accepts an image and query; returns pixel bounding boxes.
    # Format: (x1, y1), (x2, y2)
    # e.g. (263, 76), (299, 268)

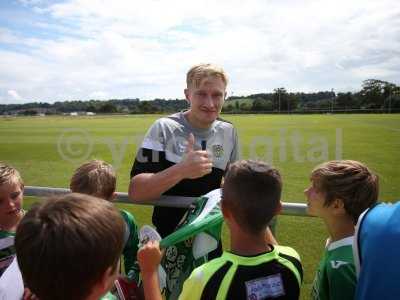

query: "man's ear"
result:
(184, 88), (190, 103)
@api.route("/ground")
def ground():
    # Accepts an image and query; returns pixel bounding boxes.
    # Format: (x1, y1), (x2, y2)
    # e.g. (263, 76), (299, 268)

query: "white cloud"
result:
(18, 0), (44, 5)
(7, 90), (22, 101)
(0, 0), (399, 103)
(89, 91), (108, 99)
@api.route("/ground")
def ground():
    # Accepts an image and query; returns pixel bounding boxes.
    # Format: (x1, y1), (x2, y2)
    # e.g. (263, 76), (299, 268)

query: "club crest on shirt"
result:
(212, 144), (224, 159)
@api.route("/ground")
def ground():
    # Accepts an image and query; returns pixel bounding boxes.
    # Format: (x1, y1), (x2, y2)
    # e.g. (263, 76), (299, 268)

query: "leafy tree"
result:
(223, 104), (234, 112)
(336, 92), (356, 109)
(239, 102), (252, 111)
(251, 98), (273, 111)
(359, 79), (397, 109)
(273, 88), (288, 111)
(99, 103), (117, 113)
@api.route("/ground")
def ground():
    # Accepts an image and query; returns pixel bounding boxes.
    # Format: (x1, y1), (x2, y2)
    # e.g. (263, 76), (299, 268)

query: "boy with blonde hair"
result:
(0, 162), (24, 276)
(15, 193), (125, 300)
(70, 160), (140, 284)
(305, 160), (379, 300)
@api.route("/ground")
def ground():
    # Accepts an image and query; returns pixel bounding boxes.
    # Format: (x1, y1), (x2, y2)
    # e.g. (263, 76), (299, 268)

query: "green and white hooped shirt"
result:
(0, 230), (16, 276)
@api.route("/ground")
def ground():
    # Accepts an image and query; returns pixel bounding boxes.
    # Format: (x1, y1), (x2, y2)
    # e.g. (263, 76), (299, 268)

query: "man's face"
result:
(185, 76), (226, 128)
(0, 181), (23, 228)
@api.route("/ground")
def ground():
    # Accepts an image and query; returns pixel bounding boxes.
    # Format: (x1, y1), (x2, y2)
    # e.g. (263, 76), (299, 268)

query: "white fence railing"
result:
(24, 186), (309, 217)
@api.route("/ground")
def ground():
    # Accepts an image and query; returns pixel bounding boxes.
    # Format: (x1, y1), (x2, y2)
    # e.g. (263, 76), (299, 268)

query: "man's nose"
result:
(203, 95), (215, 107)
(4, 197), (15, 209)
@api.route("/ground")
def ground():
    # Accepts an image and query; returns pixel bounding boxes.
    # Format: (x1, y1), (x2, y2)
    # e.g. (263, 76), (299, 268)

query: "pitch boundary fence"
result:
(24, 186), (309, 217)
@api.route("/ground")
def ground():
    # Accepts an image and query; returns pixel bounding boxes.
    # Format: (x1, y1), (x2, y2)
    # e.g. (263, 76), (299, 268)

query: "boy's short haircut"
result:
(70, 160), (116, 200)
(222, 160), (282, 235)
(186, 63), (228, 89)
(311, 160), (379, 223)
(15, 193), (125, 300)
(0, 162), (23, 188)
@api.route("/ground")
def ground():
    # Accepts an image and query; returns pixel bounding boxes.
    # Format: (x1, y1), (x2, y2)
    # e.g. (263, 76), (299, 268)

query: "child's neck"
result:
(324, 216), (355, 242)
(0, 211), (23, 232)
(0, 222), (18, 232)
(230, 229), (271, 256)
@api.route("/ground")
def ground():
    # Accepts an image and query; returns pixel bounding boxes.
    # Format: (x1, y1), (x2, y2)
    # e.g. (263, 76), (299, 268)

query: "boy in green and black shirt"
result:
(0, 162), (24, 277)
(138, 160), (303, 300)
(305, 160), (379, 300)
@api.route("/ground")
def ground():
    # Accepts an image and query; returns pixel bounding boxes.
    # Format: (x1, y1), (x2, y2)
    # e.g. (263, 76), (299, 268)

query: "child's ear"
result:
(109, 192), (117, 202)
(275, 201), (282, 215)
(332, 198), (346, 215)
(98, 265), (118, 294)
(221, 199), (232, 221)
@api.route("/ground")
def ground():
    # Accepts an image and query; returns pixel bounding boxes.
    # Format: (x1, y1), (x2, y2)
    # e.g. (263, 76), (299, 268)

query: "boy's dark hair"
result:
(222, 160), (282, 235)
(70, 160), (116, 200)
(311, 160), (379, 224)
(15, 193), (125, 300)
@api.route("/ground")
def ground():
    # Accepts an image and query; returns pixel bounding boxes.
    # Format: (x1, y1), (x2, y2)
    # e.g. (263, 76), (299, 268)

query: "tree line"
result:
(224, 79), (400, 113)
(1, 79), (399, 116)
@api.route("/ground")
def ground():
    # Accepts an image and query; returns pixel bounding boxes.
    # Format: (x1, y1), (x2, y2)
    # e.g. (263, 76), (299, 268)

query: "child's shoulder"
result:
(325, 237), (355, 274)
(0, 230), (16, 238)
(119, 209), (137, 224)
(184, 255), (227, 289)
(326, 237), (354, 258)
(275, 245), (301, 261)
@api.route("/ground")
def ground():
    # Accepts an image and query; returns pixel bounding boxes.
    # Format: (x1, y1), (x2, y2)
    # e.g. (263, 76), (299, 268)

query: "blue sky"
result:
(0, 0), (399, 104)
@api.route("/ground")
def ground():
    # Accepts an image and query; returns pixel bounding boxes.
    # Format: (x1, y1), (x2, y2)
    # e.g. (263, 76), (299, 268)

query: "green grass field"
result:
(1, 114), (399, 299)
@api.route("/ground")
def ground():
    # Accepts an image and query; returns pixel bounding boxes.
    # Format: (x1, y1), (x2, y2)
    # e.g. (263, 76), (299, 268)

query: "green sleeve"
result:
(120, 210), (140, 283)
(327, 263), (356, 300)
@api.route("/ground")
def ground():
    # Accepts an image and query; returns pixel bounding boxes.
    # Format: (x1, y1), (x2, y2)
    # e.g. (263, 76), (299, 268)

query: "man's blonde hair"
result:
(0, 162), (23, 188)
(186, 63), (228, 89)
(311, 160), (379, 223)
(70, 160), (116, 200)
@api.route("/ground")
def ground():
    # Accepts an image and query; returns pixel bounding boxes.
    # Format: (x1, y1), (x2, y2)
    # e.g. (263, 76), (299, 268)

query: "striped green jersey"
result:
(0, 230), (16, 276)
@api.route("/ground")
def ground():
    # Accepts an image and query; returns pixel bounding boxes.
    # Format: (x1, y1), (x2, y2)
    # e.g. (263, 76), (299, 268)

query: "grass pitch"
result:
(1, 113), (399, 299)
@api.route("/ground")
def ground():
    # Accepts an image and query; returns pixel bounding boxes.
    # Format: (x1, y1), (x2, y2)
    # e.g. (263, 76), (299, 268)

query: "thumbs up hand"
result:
(180, 133), (213, 179)
(186, 132), (195, 153)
